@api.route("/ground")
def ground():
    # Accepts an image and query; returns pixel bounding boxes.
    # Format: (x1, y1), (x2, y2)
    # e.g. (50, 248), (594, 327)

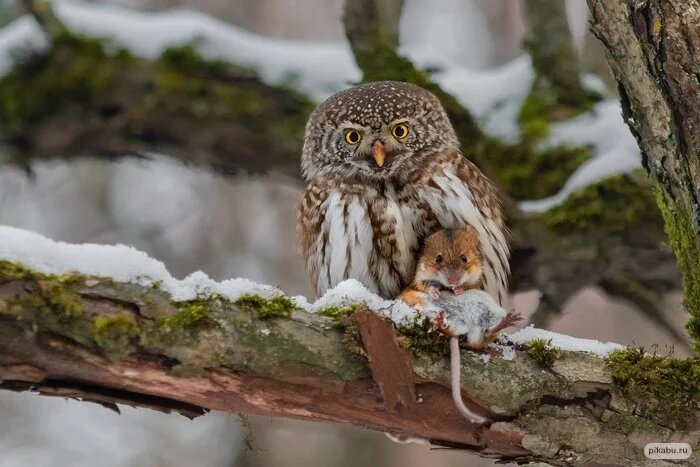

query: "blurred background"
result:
(0, 0), (691, 466)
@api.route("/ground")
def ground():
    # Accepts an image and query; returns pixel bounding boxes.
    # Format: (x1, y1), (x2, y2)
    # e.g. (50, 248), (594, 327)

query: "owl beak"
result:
(372, 140), (386, 167)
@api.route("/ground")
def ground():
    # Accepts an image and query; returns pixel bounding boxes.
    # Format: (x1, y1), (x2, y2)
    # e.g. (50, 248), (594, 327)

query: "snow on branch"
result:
(0, 226), (696, 466)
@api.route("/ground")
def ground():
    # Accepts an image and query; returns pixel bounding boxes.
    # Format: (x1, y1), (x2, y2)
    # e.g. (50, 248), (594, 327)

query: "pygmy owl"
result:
(297, 81), (509, 304)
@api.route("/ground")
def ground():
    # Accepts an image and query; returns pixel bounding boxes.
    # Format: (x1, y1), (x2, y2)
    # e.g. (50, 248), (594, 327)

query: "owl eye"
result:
(392, 123), (409, 139)
(344, 129), (362, 145)
(461, 255), (468, 263)
(435, 255), (443, 263)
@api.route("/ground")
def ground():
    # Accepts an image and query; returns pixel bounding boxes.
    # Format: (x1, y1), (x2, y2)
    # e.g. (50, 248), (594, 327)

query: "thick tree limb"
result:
(587, 0), (700, 346)
(0, 266), (697, 466)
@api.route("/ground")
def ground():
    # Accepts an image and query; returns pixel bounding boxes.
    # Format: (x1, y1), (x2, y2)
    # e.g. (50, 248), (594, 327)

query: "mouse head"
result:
(415, 227), (483, 294)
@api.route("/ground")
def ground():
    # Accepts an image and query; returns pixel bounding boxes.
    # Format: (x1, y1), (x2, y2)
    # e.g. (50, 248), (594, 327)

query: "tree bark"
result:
(0, 263), (697, 466)
(587, 0), (700, 347)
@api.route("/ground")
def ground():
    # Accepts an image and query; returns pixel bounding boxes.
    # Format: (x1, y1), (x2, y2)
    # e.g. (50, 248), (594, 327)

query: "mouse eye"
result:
(461, 255), (468, 263)
(435, 255), (443, 263)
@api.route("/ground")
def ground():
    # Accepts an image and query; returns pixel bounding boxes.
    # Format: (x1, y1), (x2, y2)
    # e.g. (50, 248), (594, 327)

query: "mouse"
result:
(399, 227), (521, 424)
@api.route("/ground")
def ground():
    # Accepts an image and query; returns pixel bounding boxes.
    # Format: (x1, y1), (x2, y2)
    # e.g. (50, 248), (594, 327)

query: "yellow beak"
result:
(372, 141), (386, 167)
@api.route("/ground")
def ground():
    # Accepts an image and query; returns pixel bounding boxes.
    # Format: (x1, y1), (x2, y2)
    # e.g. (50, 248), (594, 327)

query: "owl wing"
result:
(418, 150), (510, 304)
(297, 180), (380, 298)
(297, 181), (328, 297)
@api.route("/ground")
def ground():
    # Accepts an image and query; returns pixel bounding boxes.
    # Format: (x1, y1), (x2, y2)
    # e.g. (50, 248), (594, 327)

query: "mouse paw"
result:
(502, 310), (523, 328)
(427, 286), (441, 301)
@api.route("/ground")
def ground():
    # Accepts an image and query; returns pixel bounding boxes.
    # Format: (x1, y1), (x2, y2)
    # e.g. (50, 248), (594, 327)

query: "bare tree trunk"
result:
(587, 0), (700, 349)
(1, 262), (698, 466)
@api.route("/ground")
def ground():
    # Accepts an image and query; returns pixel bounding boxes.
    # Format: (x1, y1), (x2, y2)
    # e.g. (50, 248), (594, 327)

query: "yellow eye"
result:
(344, 129), (362, 145)
(392, 123), (409, 139)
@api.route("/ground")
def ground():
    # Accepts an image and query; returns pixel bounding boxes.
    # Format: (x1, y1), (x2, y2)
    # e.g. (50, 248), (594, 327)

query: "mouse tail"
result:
(450, 337), (488, 424)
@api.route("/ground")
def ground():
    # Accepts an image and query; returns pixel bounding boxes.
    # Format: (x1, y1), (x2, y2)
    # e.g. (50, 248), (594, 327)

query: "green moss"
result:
(525, 338), (562, 368)
(484, 137), (590, 200)
(94, 314), (140, 356)
(604, 412), (662, 436)
(397, 316), (449, 356)
(0, 263), (84, 320)
(0, 32), (132, 125)
(607, 347), (700, 428)
(158, 43), (232, 78)
(169, 302), (210, 327)
(37, 280), (85, 318)
(540, 172), (661, 234)
(0, 260), (40, 280)
(317, 304), (364, 322)
(235, 294), (297, 319)
(656, 189), (700, 349)
(149, 300), (215, 345)
(518, 83), (602, 139)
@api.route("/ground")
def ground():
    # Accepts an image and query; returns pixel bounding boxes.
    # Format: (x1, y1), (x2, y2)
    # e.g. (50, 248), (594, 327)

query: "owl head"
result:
(301, 81), (459, 182)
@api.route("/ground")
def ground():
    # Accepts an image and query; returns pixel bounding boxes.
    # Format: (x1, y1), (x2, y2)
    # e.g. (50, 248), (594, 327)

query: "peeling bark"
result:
(0, 267), (697, 466)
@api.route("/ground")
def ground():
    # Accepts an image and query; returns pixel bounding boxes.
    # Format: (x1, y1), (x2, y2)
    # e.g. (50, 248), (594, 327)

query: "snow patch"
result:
(507, 325), (624, 357)
(0, 15), (47, 75)
(0, 225), (282, 302)
(308, 279), (419, 326)
(52, 0), (359, 100)
(519, 100), (641, 212)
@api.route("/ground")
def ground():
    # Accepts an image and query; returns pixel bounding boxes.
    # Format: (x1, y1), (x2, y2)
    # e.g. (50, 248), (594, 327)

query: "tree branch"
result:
(0, 264), (697, 465)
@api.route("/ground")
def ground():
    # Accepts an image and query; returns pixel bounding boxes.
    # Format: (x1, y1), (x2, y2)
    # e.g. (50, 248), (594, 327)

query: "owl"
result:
(297, 81), (509, 304)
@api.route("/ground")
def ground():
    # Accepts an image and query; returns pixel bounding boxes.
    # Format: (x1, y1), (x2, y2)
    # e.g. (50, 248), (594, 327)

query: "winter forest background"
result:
(0, 0), (691, 466)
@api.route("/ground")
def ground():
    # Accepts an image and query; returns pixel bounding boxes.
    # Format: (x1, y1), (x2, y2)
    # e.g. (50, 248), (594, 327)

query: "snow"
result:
(436, 55), (534, 141)
(0, 225), (283, 302)
(519, 100), (641, 212)
(0, 15), (46, 75)
(51, 0), (359, 100)
(507, 324), (625, 357)
(299, 278), (419, 326)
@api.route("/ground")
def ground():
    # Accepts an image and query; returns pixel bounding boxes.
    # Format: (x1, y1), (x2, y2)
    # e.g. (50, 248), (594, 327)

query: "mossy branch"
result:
(0, 261), (698, 465)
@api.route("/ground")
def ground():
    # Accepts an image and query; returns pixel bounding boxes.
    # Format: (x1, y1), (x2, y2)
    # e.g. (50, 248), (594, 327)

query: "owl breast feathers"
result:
(297, 81), (509, 304)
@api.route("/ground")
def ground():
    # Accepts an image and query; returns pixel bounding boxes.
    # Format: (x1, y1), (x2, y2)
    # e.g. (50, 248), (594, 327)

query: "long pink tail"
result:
(450, 338), (488, 424)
